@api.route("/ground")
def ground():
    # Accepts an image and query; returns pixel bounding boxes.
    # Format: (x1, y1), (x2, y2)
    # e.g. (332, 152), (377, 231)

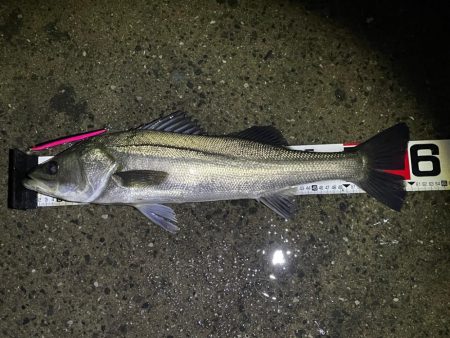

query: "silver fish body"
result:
(23, 112), (409, 232)
(91, 130), (363, 204)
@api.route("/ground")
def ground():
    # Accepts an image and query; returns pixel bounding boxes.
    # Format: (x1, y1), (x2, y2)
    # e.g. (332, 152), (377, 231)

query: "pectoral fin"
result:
(113, 170), (168, 188)
(135, 204), (179, 233)
(259, 191), (297, 219)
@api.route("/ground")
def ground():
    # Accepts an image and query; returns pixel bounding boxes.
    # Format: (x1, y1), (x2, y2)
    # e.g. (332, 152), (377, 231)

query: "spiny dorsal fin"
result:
(229, 126), (288, 146)
(259, 190), (297, 219)
(135, 111), (205, 135)
(112, 170), (168, 188)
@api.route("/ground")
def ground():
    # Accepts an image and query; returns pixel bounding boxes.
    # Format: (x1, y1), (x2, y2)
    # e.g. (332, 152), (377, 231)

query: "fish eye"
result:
(46, 161), (59, 175)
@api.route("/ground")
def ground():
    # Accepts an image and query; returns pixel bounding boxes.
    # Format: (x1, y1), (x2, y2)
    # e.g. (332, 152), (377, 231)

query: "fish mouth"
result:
(22, 177), (37, 191)
(22, 176), (54, 196)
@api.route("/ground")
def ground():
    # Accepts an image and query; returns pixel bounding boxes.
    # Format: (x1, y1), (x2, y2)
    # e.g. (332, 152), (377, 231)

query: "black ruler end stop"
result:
(8, 149), (38, 210)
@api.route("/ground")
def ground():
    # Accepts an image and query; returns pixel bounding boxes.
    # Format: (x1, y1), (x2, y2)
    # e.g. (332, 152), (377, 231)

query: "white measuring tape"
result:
(36, 139), (449, 207)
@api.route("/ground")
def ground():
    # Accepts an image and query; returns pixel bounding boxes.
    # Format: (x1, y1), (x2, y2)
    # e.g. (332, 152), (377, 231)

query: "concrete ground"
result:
(1, 0), (448, 337)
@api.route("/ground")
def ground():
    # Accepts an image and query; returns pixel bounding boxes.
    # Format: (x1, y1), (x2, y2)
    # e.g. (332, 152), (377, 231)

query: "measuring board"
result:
(8, 139), (449, 209)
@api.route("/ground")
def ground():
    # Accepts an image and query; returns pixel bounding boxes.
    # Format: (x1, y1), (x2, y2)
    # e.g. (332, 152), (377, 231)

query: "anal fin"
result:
(259, 191), (297, 219)
(135, 204), (179, 233)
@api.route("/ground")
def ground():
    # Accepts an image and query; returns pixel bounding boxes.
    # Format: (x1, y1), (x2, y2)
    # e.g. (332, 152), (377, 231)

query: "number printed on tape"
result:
(407, 140), (449, 191)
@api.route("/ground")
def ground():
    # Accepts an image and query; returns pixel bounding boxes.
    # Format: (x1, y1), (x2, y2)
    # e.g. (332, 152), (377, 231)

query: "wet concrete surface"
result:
(1, 1), (449, 337)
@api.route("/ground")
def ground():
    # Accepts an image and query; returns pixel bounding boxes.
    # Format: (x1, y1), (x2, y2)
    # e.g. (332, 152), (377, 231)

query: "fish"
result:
(23, 111), (409, 233)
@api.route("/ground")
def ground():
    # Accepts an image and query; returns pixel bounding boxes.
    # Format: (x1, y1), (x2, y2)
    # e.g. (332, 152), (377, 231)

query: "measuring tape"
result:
(8, 139), (449, 209)
(289, 139), (449, 196)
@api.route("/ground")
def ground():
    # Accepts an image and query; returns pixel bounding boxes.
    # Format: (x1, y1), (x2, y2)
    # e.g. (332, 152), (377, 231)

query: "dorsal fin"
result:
(229, 126), (288, 146)
(135, 111), (205, 135)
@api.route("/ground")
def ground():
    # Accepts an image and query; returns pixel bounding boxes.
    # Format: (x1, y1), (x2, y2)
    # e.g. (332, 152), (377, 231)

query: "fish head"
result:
(23, 145), (117, 203)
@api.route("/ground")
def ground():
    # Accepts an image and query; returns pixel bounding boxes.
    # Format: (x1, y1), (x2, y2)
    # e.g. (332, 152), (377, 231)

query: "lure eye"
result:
(46, 161), (59, 175)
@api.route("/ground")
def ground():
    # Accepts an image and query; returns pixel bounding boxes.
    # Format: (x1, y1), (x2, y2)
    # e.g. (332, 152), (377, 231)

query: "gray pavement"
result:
(1, 1), (448, 337)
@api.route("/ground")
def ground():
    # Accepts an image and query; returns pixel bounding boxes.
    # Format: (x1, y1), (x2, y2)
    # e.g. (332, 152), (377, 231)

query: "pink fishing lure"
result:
(30, 129), (107, 151)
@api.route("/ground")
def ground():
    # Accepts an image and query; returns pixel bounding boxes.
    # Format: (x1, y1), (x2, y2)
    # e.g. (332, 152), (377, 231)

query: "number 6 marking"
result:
(410, 144), (441, 177)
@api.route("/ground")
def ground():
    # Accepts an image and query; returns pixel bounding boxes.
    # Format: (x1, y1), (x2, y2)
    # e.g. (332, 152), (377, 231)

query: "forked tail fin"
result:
(352, 123), (409, 211)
